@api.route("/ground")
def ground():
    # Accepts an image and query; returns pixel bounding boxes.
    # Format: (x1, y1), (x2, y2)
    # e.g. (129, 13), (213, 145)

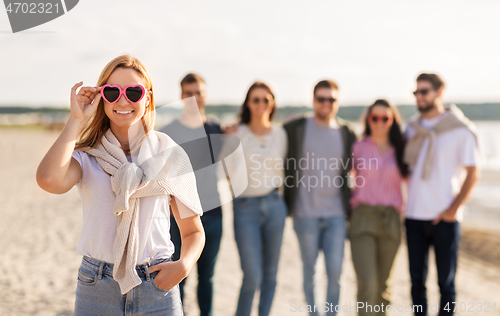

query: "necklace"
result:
(120, 144), (131, 156)
(254, 135), (267, 148)
(252, 131), (273, 149)
(243, 124), (273, 150)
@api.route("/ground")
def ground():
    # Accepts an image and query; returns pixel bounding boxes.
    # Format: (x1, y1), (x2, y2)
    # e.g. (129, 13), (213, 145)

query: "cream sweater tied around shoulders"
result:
(82, 128), (203, 294)
(404, 104), (478, 180)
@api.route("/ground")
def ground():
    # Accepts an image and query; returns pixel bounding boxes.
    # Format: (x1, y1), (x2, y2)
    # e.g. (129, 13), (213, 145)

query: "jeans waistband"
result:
(355, 204), (399, 214)
(236, 188), (279, 200)
(351, 204), (400, 237)
(81, 255), (171, 279)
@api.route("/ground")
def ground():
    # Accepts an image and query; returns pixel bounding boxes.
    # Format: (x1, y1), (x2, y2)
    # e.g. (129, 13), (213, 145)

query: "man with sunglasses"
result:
(283, 80), (356, 315)
(404, 73), (480, 316)
(160, 73), (223, 316)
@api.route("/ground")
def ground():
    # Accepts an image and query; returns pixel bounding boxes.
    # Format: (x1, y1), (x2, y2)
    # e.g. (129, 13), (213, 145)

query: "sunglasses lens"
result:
(126, 86), (144, 103)
(317, 97), (336, 104)
(414, 89), (430, 96)
(103, 87), (120, 103)
(252, 98), (270, 104)
(370, 116), (391, 123)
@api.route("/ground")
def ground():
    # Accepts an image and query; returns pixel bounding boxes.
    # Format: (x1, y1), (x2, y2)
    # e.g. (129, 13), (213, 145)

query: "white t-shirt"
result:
(222, 124), (288, 197)
(72, 150), (174, 264)
(405, 113), (480, 221)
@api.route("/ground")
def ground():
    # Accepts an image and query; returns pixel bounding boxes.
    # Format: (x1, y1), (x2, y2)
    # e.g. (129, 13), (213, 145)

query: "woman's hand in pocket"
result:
(148, 260), (189, 291)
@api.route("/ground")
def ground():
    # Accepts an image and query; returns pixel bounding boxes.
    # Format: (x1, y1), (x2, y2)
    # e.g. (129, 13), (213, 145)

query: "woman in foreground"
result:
(36, 55), (205, 315)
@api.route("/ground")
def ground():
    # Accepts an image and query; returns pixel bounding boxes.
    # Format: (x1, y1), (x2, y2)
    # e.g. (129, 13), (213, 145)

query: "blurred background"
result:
(0, 1), (499, 315)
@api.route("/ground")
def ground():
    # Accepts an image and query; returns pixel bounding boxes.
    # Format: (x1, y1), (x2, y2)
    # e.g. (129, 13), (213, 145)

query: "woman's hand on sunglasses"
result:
(70, 82), (101, 124)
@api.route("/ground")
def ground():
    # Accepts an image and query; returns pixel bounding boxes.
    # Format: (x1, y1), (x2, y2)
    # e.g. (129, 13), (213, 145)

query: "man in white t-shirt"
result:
(404, 73), (480, 316)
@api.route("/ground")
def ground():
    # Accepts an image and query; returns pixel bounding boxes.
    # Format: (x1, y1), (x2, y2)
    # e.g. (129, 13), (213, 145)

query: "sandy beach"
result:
(1, 128), (499, 316)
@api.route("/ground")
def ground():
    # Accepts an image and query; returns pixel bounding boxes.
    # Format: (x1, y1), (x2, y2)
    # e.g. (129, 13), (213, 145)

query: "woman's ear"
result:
(146, 90), (152, 107)
(270, 100), (277, 113)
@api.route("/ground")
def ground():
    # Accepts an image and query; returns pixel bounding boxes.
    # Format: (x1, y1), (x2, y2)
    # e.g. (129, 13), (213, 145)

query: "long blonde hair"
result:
(75, 55), (155, 149)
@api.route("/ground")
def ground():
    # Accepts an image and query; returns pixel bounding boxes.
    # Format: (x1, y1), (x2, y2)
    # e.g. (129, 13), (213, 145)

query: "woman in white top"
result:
(36, 55), (205, 315)
(224, 82), (288, 316)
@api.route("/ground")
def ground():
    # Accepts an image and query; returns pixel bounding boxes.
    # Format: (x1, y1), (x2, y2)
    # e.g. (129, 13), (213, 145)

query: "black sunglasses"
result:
(413, 88), (434, 96)
(315, 96), (337, 104)
(369, 114), (392, 123)
(251, 97), (270, 104)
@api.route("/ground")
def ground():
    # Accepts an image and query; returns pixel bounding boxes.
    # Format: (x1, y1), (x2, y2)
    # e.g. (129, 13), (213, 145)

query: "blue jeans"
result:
(405, 219), (460, 316)
(170, 211), (223, 316)
(233, 189), (288, 316)
(293, 216), (347, 316)
(74, 255), (183, 316)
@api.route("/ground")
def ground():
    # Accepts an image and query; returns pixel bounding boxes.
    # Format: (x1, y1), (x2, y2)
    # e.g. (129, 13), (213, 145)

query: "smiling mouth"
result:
(114, 110), (134, 114)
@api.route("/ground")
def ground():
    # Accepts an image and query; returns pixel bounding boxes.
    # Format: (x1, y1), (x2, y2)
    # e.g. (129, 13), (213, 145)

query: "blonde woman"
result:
(36, 55), (204, 315)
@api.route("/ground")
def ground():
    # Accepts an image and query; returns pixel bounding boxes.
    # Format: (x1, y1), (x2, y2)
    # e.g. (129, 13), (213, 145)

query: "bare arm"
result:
(432, 166), (479, 224)
(170, 196), (205, 272)
(36, 82), (101, 194)
(148, 196), (205, 290)
(36, 117), (83, 194)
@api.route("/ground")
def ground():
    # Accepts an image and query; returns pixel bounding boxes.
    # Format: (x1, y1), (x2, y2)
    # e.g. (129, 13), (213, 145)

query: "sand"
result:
(0, 128), (499, 316)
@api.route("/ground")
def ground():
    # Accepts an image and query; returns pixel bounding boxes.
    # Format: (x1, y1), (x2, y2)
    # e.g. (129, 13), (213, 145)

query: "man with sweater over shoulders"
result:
(404, 73), (480, 316)
(283, 80), (356, 316)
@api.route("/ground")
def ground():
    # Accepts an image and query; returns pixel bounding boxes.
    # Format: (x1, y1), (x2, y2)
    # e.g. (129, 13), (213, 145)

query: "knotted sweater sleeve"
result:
(156, 133), (203, 218)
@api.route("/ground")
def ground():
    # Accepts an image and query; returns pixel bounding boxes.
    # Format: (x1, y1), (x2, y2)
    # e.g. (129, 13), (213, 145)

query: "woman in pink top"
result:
(349, 99), (409, 316)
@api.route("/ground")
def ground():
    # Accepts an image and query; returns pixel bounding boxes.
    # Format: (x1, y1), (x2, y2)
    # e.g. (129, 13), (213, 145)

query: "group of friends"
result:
(36, 55), (479, 316)
(167, 72), (479, 316)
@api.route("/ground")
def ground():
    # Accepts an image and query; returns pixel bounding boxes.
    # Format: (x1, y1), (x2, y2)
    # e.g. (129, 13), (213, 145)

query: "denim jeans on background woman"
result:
(293, 216), (347, 316)
(74, 255), (183, 316)
(233, 189), (288, 316)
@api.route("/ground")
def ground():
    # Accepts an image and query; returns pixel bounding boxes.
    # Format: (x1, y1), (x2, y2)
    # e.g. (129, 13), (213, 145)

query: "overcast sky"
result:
(0, 0), (499, 107)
